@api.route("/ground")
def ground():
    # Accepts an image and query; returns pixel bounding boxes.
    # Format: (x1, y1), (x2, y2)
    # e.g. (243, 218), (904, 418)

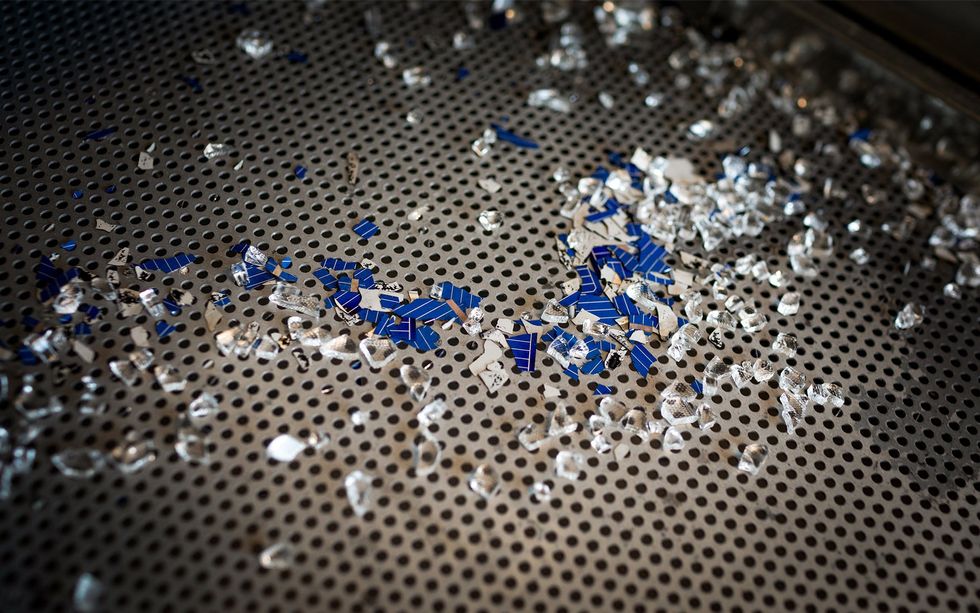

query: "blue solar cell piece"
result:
(182, 76), (203, 93)
(490, 123), (539, 149)
(613, 294), (639, 318)
(435, 283), (481, 309)
(74, 323), (92, 337)
(286, 50), (308, 64)
(62, 240), (77, 251)
(593, 384), (613, 396)
(155, 320), (177, 338)
(321, 258), (358, 271)
(83, 127), (117, 141)
(379, 294), (402, 310)
(352, 219), (379, 239)
(294, 165), (307, 179)
(388, 318), (418, 342)
(575, 265), (601, 295)
(580, 357), (605, 375)
(407, 326), (440, 351)
(558, 292), (580, 307)
(136, 253), (196, 273)
(691, 380), (704, 396)
(577, 294), (619, 323)
(506, 333), (538, 372)
(332, 290), (362, 312)
(353, 268), (375, 289)
(630, 344), (657, 376)
(358, 309), (387, 324)
(313, 268), (338, 290)
(393, 298), (456, 323)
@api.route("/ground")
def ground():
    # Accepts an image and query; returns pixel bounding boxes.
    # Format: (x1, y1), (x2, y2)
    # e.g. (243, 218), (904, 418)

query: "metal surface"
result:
(1, 2), (979, 612)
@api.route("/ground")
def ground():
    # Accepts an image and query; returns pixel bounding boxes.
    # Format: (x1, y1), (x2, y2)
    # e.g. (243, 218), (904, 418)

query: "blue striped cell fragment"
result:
(379, 294), (402, 310)
(332, 290), (361, 312)
(406, 326), (440, 351)
(136, 253), (196, 273)
(393, 298), (457, 323)
(613, 294), (639, 317)
(294, 165), (307, 179)
(353, 219), (379, 240)
(62, 240), (77, 251)
(629, 344), (657, 376)
(155, 320), (177, 338)
(577, 294), (619, 323)
(388, 318), (417, 342)
(575, 265), (601, 295)
(313, 268), (338, 290)
(506, 333), (538, 372)
(321, 258), (358, 271)
(490, 123), (538, 149)
(593, 384), (614, 396)
(84, 127), (117, 141)
(691, 380), (704, 396)
(434, 282), (482, 310)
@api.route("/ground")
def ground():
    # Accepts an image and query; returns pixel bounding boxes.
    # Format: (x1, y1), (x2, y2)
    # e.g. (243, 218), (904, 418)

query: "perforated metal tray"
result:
(1, 2), (978, 612)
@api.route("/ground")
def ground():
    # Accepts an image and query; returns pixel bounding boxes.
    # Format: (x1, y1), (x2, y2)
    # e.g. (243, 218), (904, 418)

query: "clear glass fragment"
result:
(266, 434), (307, 462)
(320, 335), (360, 361)
(258, 543), (294, 570)
(400, 364), (432, 402)
(345, 470), (374, 517)
(359, 337), (397, 368)
(662, 426), (684, 451)
(738, 443), (769, 475)
(52, 449), (105, 479)
(413, 433), (441, 476)
(110, 434), (157, 474)
(554, 450), (585, 480)
(468, 463), (500, 499)
(237, 29), (274, 59)
(894, 303), (924, 330)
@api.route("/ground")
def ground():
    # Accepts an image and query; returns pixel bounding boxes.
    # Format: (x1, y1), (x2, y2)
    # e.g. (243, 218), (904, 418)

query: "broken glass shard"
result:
(730, 361), (754, 388)
(696, 404), (716, 430)
(778, 367), (807, 394)
(703, 356), (730, 395)
(154, 365), (187, 393)
(620, 408), (649, 439)
(591, 433), (613, 454)
(478, 209), (502, 231)
(188, 393), (218, 421)
(402, 66), (431, 87)
(772, 332), (798, 357)
(14, 375), (64, 420)
(52, 449), (105, 479)
(554, 450), (585, 480)
(175, 420), (210, 464)
(664, 381), (696, 401)
(777, 292), (801, 316)
(752, 358), (774, 383)
(73, 573), (104, 613)
(462, 307), (485, 336)
(359, 337), (397, 368)
(808, 382), (845, 408)
(528, 481), (551, 502)
(894, 303), (924, 330)
(400, 364), (432, 402)
(203, 143), (233, 160)
(546, 403), (578, 437)
(540, 299), (569, 324)
(737, 443), (769, 475)
(52, 281), (85, 314)
(662, 426), (684, 451)
(527, 88), (572, 113)
(943, 283), (962, 299)
(269, 283), (320, 317)
(254, 335), (280, 360)
(345, 470), (374, 517)
(598, 397), (627, 422)
(307, 428), (331, 450)
(468, 463), (500, 499)
(849, 248), (869, 265)
(660, 397), (697, 426)
(109, 359), (140, 386)
(706, 310), (738, 331)
(258, 542), (294, 570)
(266, 434), (307, 462)
(687, 119), (714, 140)
(413, 433), (441, 476)
(129, 348), (154, 371)
(321, 334), (360, 361)
(110, 434), (157, 474)
(517, 422), (549, 451)
(417, 398), (448, 426)
(25, 328), (68, 363)
(237, 29), (273, 59)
